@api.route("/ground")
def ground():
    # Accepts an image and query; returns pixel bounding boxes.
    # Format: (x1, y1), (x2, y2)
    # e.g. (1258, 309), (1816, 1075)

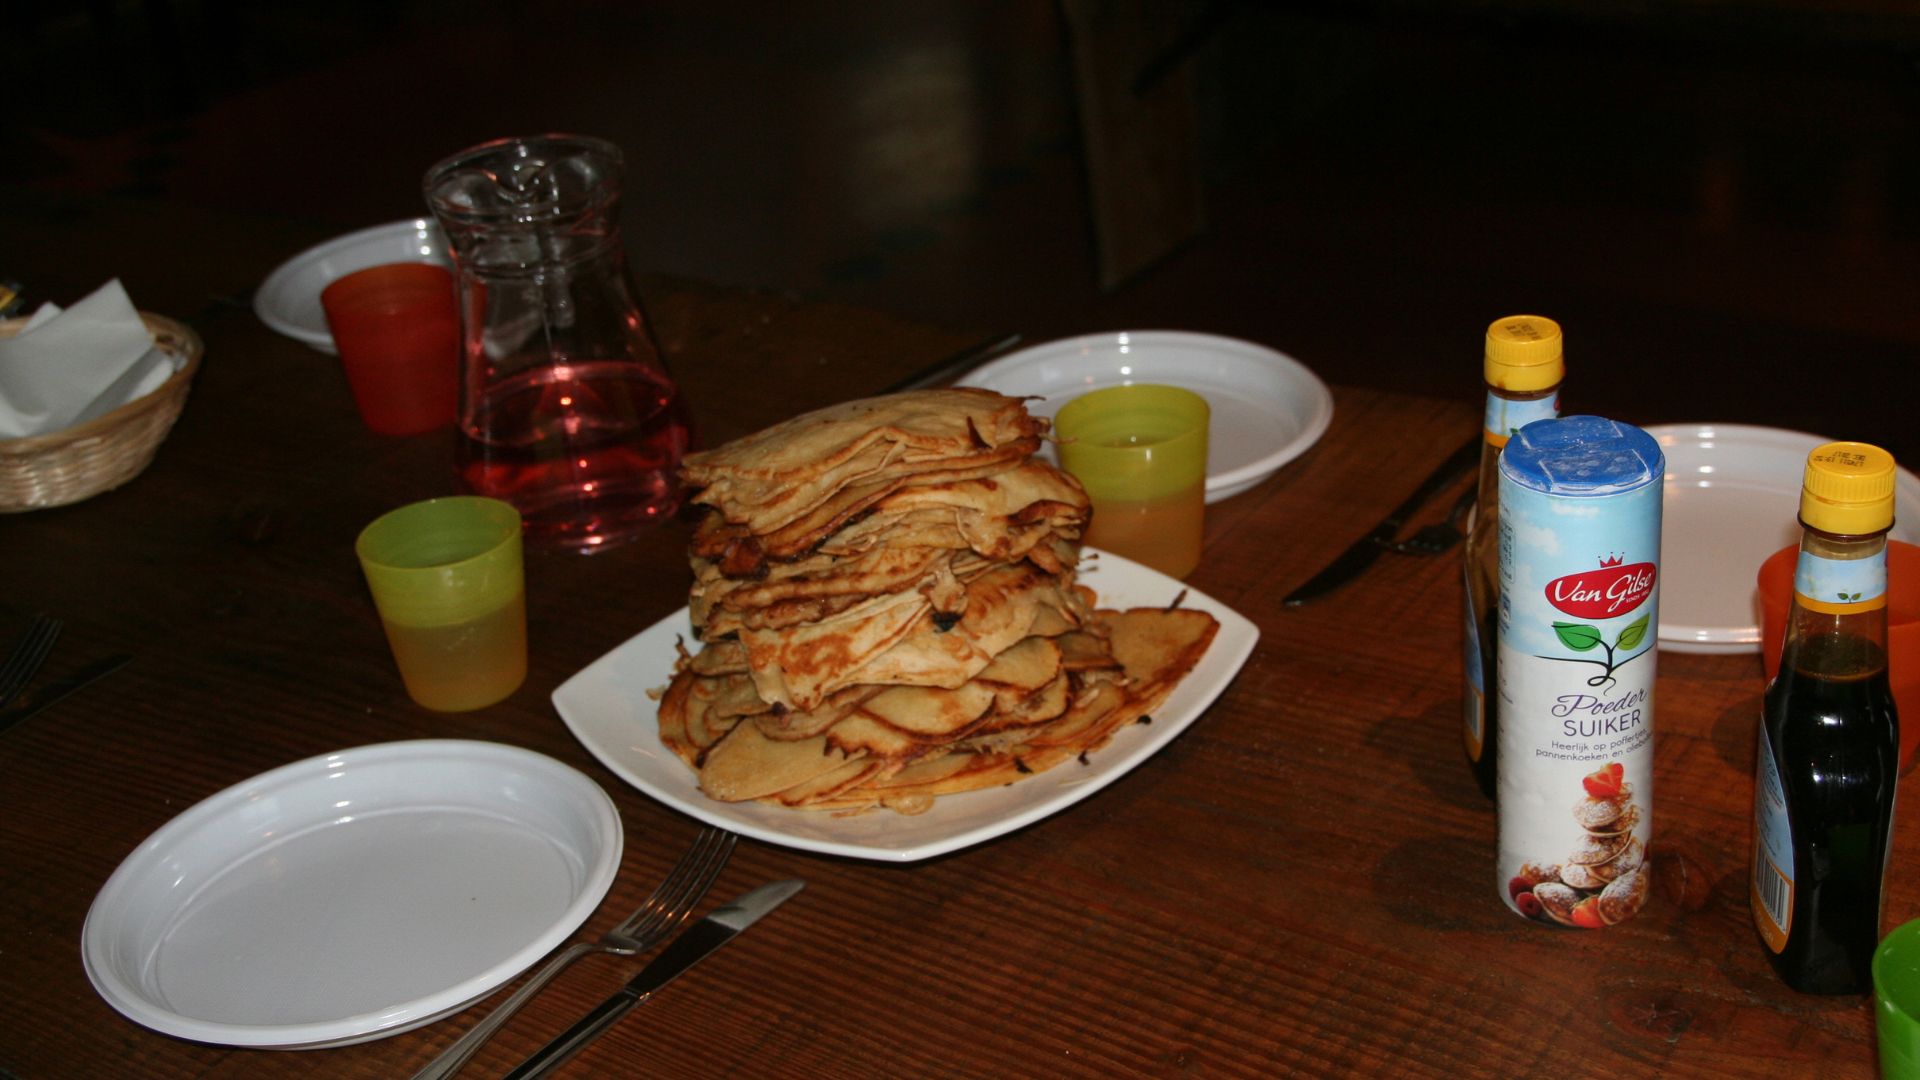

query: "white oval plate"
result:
(1651, 423), (1920, 653)
(82, 740), (621, 1049)
(553, 549), (1258, 863)
(254, 218), (451, 354)
(956, 331), (1333, 503)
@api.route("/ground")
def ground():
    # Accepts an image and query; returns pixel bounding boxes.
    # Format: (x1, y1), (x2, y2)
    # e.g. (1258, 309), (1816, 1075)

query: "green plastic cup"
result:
(1056, 384), (1209, 580)
(356, 496), (527, 712)
(1877, 919), (1920, 1077)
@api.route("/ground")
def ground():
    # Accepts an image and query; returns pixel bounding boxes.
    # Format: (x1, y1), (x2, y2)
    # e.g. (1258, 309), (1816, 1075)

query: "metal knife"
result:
(502, 879), (806, 1079)
(882, 332), (1022, 392)
(1282, 437), (1481, 606)
(0, 653), (132, 733)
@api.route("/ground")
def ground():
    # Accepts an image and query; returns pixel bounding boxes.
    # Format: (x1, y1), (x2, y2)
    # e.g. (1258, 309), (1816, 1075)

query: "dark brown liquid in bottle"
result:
(1759, 633), (1898, 993)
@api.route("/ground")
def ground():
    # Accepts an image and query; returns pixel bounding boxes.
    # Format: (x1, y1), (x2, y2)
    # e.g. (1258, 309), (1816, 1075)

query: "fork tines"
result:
(625, 827), (737, 943)
(0, 615), (63, 710)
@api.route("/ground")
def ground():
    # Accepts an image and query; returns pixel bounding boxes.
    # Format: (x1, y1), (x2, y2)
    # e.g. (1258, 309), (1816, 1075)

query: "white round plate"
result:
(1651, 423), (1920, 653)
(254, 218), (451, 354)
(956, 331), (1333, 503)
(82, 740), (621, 1049)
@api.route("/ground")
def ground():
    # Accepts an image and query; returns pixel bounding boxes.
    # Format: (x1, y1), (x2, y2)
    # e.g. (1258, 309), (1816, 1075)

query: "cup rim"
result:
(1055, 383), (1210, 436)
(356, 496), (522, 572)
(1877, 919), (1920, 1021)
(1055, 384), (1209, 503)
(320, 261), (454, 307)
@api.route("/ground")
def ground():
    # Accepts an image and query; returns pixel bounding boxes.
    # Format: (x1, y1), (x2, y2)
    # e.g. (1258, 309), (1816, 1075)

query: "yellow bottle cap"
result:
(1799, 441), (1896, 535)
(1484, 315), (1564, 392)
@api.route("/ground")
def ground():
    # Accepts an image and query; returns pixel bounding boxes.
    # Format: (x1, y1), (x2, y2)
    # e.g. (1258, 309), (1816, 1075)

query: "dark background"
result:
(6, 0), (1918, 460)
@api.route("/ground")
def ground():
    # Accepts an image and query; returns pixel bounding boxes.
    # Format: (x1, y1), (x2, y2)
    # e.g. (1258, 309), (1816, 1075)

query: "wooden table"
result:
(1, 210), (1908, 1079)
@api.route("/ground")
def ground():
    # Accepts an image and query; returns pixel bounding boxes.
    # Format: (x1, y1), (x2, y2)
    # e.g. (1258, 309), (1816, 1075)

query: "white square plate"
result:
(553, 549), (1259, 862)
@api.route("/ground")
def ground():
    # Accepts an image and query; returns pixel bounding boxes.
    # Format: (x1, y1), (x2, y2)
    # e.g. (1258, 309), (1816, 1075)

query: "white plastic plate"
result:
(1651, 423), (1920, 653)
(254, 218), (451, 354)
(82, 740), (621, 1048)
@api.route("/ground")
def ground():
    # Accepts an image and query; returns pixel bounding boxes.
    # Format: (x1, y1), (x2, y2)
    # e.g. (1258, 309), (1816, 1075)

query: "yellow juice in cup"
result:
(1081, 478), (1205, 580)
(1058, 385), (1210, 580)
(382, 588), (527, 713)
(357, 496), (528, 713)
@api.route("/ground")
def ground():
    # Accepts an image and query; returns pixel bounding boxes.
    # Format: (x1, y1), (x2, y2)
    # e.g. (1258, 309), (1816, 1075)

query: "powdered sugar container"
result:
(1496, 415), (1663, 928)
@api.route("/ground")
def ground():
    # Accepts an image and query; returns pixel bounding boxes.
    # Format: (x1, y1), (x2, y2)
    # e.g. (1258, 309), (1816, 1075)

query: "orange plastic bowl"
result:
(1758, 540), (1920, 767)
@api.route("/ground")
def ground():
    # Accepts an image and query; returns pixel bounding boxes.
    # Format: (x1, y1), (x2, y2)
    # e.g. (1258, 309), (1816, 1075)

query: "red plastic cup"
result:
(320, 263), (459, 436)
(1759, 539), (1920, 768)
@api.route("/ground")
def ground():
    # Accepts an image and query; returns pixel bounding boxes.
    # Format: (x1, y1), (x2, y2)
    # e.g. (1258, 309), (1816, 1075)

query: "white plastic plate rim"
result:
(80, 739), (622, 1049)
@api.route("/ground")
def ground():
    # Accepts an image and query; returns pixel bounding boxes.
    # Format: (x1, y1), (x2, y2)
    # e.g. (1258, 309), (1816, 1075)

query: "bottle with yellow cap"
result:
(1751, 441), (1900, 994)
(1462, 315), (1565, 800)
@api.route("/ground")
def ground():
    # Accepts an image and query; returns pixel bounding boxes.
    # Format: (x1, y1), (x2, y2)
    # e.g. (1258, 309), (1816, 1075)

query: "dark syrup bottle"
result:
(1462, 316), (1563, 800)
(1751, 441), (1900, 994)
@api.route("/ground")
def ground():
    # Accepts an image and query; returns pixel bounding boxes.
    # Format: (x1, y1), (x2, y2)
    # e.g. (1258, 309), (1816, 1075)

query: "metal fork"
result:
(409, 826), (736, 1080)
(0, 615), (62, 710)
(1381, 485), (1477, 556)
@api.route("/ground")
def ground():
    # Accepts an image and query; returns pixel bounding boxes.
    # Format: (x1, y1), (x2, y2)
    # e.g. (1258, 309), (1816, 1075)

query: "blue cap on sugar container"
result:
(1500, 415), (1665, 497)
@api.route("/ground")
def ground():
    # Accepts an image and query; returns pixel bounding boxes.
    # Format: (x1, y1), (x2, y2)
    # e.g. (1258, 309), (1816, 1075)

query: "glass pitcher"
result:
(423, 134), (690, 554)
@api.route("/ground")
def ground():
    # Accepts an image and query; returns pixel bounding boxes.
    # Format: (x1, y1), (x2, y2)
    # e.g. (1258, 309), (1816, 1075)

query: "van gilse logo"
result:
(1536, 555), (1656, 691)
(1545, 555), (1655, 619)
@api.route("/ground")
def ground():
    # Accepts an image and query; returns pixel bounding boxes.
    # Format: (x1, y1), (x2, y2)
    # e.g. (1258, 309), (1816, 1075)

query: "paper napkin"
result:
(0, 279), (181, 440)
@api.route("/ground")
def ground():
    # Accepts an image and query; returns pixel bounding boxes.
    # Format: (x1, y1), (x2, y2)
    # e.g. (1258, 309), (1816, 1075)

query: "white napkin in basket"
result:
(0, 279), (180, 440)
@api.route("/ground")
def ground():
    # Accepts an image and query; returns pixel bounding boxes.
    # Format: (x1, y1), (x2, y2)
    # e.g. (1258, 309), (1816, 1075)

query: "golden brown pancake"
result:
(659, 391), (1219, 815)
(684, 388), (1048, 537)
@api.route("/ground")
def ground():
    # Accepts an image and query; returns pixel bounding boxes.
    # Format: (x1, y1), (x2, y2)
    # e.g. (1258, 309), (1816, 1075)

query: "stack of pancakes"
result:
(656, 388), (1219, 815)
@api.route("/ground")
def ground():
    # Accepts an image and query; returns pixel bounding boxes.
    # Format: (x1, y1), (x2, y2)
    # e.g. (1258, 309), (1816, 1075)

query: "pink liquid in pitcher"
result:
(458, 359), (690, 553)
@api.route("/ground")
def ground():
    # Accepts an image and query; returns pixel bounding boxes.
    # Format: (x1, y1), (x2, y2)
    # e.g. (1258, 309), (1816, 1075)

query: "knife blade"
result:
(0, 653), (132, 733)
(881, 332), (1022, 392)
(502, 879), (805, 1080)
(1282, 438), (1481, 606)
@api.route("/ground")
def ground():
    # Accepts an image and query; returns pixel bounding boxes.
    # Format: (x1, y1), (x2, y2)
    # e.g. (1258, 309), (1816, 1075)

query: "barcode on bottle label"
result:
(1752, 856), (1791, 936)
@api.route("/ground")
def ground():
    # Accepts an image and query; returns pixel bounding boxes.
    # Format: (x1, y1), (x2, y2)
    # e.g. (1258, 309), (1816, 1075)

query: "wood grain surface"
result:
(1, 213), (1909, 1079)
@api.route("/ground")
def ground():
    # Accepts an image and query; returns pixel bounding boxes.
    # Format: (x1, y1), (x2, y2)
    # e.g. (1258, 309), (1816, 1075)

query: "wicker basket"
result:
(0, 312), (203, 512)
